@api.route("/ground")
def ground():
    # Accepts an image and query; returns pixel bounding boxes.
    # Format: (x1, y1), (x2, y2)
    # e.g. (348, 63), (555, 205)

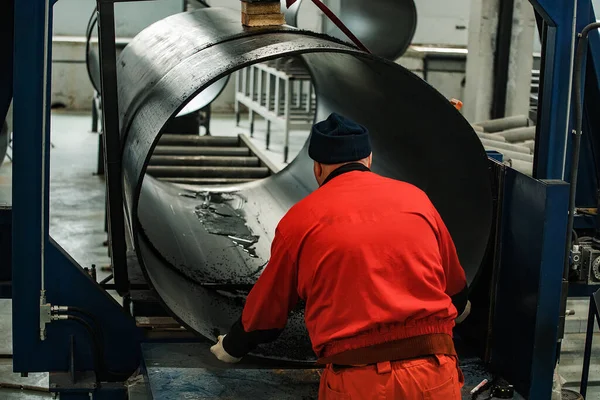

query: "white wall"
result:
(53, 0), (184, 38)
(413, 0), (471, 46)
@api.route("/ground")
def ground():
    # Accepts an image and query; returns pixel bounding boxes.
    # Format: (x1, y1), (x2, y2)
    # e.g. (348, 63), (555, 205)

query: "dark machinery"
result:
(2, 0), (593, 398)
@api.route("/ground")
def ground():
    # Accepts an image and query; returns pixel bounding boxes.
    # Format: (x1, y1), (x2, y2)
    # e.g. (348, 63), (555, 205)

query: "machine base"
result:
(140, 342), (525, 399)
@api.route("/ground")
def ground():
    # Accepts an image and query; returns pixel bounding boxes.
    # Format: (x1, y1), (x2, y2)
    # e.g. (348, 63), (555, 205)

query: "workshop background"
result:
(1, 0), (600, 399)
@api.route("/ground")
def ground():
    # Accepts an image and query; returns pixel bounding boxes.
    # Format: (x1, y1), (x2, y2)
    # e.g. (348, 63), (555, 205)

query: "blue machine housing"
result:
(1, 0), (592, 398)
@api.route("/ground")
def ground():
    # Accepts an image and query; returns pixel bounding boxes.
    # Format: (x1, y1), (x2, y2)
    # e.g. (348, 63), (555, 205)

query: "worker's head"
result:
(308, 113), (372, 186)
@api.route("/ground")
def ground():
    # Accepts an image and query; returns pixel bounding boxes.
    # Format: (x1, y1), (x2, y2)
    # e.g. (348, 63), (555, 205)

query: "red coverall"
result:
(223, 164), (467, 399)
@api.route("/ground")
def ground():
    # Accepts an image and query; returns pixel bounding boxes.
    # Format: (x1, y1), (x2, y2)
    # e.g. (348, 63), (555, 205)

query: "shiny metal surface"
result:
(0, 120), (7, 167)
(85, 4), (228, 118)
(119, 8), (492, 361)
(282, 0), (417, 60)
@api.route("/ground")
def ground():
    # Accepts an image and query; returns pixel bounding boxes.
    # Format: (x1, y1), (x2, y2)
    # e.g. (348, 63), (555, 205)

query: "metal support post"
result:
(96, 1), (128, 295)
(580, 291), (598, 398)
(283, 78), (291, 163)
(12, 0), (50, 360)
(235, 71), (240, 126)
(249, 66), (255, 135)
(530, 0), (577, 179)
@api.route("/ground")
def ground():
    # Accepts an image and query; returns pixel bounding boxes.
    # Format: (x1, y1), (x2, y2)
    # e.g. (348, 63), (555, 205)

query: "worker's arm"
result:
(214, 227), (299, 360)
(435, 212), (470, 322)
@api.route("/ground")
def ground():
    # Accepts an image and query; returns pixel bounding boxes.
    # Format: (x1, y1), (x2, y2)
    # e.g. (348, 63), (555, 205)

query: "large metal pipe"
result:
(282, 0), (417, 60)
(493, 126), (536, 142)
(474, 115), (531, 133)
(119, 8), (493, 362)
(479, 138), (531, 154)
(85, 3), (228, 118)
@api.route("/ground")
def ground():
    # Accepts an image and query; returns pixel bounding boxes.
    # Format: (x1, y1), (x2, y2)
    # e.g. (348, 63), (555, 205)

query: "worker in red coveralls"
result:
(211, 112), (471, 399)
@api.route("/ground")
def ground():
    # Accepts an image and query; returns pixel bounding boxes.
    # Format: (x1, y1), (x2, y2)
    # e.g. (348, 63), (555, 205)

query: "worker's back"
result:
(278, 170), (465, 359)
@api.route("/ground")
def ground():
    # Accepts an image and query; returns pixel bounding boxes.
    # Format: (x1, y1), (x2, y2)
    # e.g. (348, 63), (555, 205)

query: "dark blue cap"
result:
(308, 113), (372, 164)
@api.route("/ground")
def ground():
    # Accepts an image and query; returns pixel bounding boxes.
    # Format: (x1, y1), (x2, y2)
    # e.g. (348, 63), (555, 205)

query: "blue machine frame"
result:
(10, 0), (141, 379)
(1, 0), (590, 398)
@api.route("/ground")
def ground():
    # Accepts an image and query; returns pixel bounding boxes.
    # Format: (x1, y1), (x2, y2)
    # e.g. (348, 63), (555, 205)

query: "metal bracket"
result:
(39, 301), (51, 341)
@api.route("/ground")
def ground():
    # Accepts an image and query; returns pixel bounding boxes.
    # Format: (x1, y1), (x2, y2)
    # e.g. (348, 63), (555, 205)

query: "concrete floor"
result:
(0, 111), (599, 398)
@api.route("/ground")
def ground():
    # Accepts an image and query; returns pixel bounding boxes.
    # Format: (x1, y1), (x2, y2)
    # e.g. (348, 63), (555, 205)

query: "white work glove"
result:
(210, 335), (242, 363)
(455, 300), (472, 324)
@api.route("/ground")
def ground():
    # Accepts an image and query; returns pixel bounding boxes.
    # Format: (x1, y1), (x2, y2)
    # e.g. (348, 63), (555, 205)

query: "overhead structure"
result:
(118, 8), (493, 361)
(283, 0), (417, 60)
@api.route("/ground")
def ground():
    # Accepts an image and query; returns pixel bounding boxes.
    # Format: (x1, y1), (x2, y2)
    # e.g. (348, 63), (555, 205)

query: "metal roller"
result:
(157, 135), (240, 147)
(153, 146), (251, 157)
(282, 0), (417, 60)
(149, 155), (260, 167)
(157, 177), (255, 185)
(0, 120), (7, 167)
(119, 8), (493, 362)
(146, 166), (270, 179)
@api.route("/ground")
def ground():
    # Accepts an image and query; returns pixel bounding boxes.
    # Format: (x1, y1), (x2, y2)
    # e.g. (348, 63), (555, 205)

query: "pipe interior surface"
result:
(119, 8), (492, 362)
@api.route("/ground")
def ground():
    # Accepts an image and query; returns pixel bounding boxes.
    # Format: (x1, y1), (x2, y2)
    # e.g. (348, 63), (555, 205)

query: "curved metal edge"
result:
(0, 120), (7, 167)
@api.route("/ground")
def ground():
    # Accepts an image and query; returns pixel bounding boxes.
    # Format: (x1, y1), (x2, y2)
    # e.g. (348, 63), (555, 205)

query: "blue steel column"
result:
(530, 0), (576, 180)
(12, 0), (51, 371)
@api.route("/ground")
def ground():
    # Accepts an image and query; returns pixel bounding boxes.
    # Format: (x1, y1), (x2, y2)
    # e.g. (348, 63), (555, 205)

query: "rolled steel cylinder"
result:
(119, 8), (493, 362)
(282, 0), (417, 60)
(476, 132), (507, 142)
(507, 159), (533, 176)
(475, 115), (531, 133)
(85, 2), (228, 118)
(494, 126), (536, 143)
(479, 138), (531, 155)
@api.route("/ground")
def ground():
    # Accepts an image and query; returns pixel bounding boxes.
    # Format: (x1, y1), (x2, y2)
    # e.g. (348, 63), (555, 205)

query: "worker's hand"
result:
(455, 300), (471, 324)
(210, 335), (242, 363)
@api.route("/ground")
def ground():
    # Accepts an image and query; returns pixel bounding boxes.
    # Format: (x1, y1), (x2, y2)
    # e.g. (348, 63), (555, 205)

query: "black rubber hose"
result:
(563, 21), (600, 279)
(66, 315), (102, 383)
(66, 306), (105, 347)
(62, 308), (132, 381)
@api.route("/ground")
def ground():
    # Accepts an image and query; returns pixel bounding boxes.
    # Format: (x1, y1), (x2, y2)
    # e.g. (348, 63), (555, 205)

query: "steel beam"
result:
(97, 1), (128, 295)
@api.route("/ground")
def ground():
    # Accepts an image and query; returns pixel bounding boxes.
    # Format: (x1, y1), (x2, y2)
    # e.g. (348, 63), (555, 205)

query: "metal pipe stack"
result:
(473, 115), (535, 176)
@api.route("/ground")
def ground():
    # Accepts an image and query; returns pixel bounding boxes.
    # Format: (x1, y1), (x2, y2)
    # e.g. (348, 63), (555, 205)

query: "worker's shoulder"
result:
(276, 191), (319, 233)
(373, 174), (431, 198)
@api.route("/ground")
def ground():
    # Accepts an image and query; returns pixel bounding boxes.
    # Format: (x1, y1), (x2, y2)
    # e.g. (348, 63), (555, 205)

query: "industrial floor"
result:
(0, 111), (599, 398)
